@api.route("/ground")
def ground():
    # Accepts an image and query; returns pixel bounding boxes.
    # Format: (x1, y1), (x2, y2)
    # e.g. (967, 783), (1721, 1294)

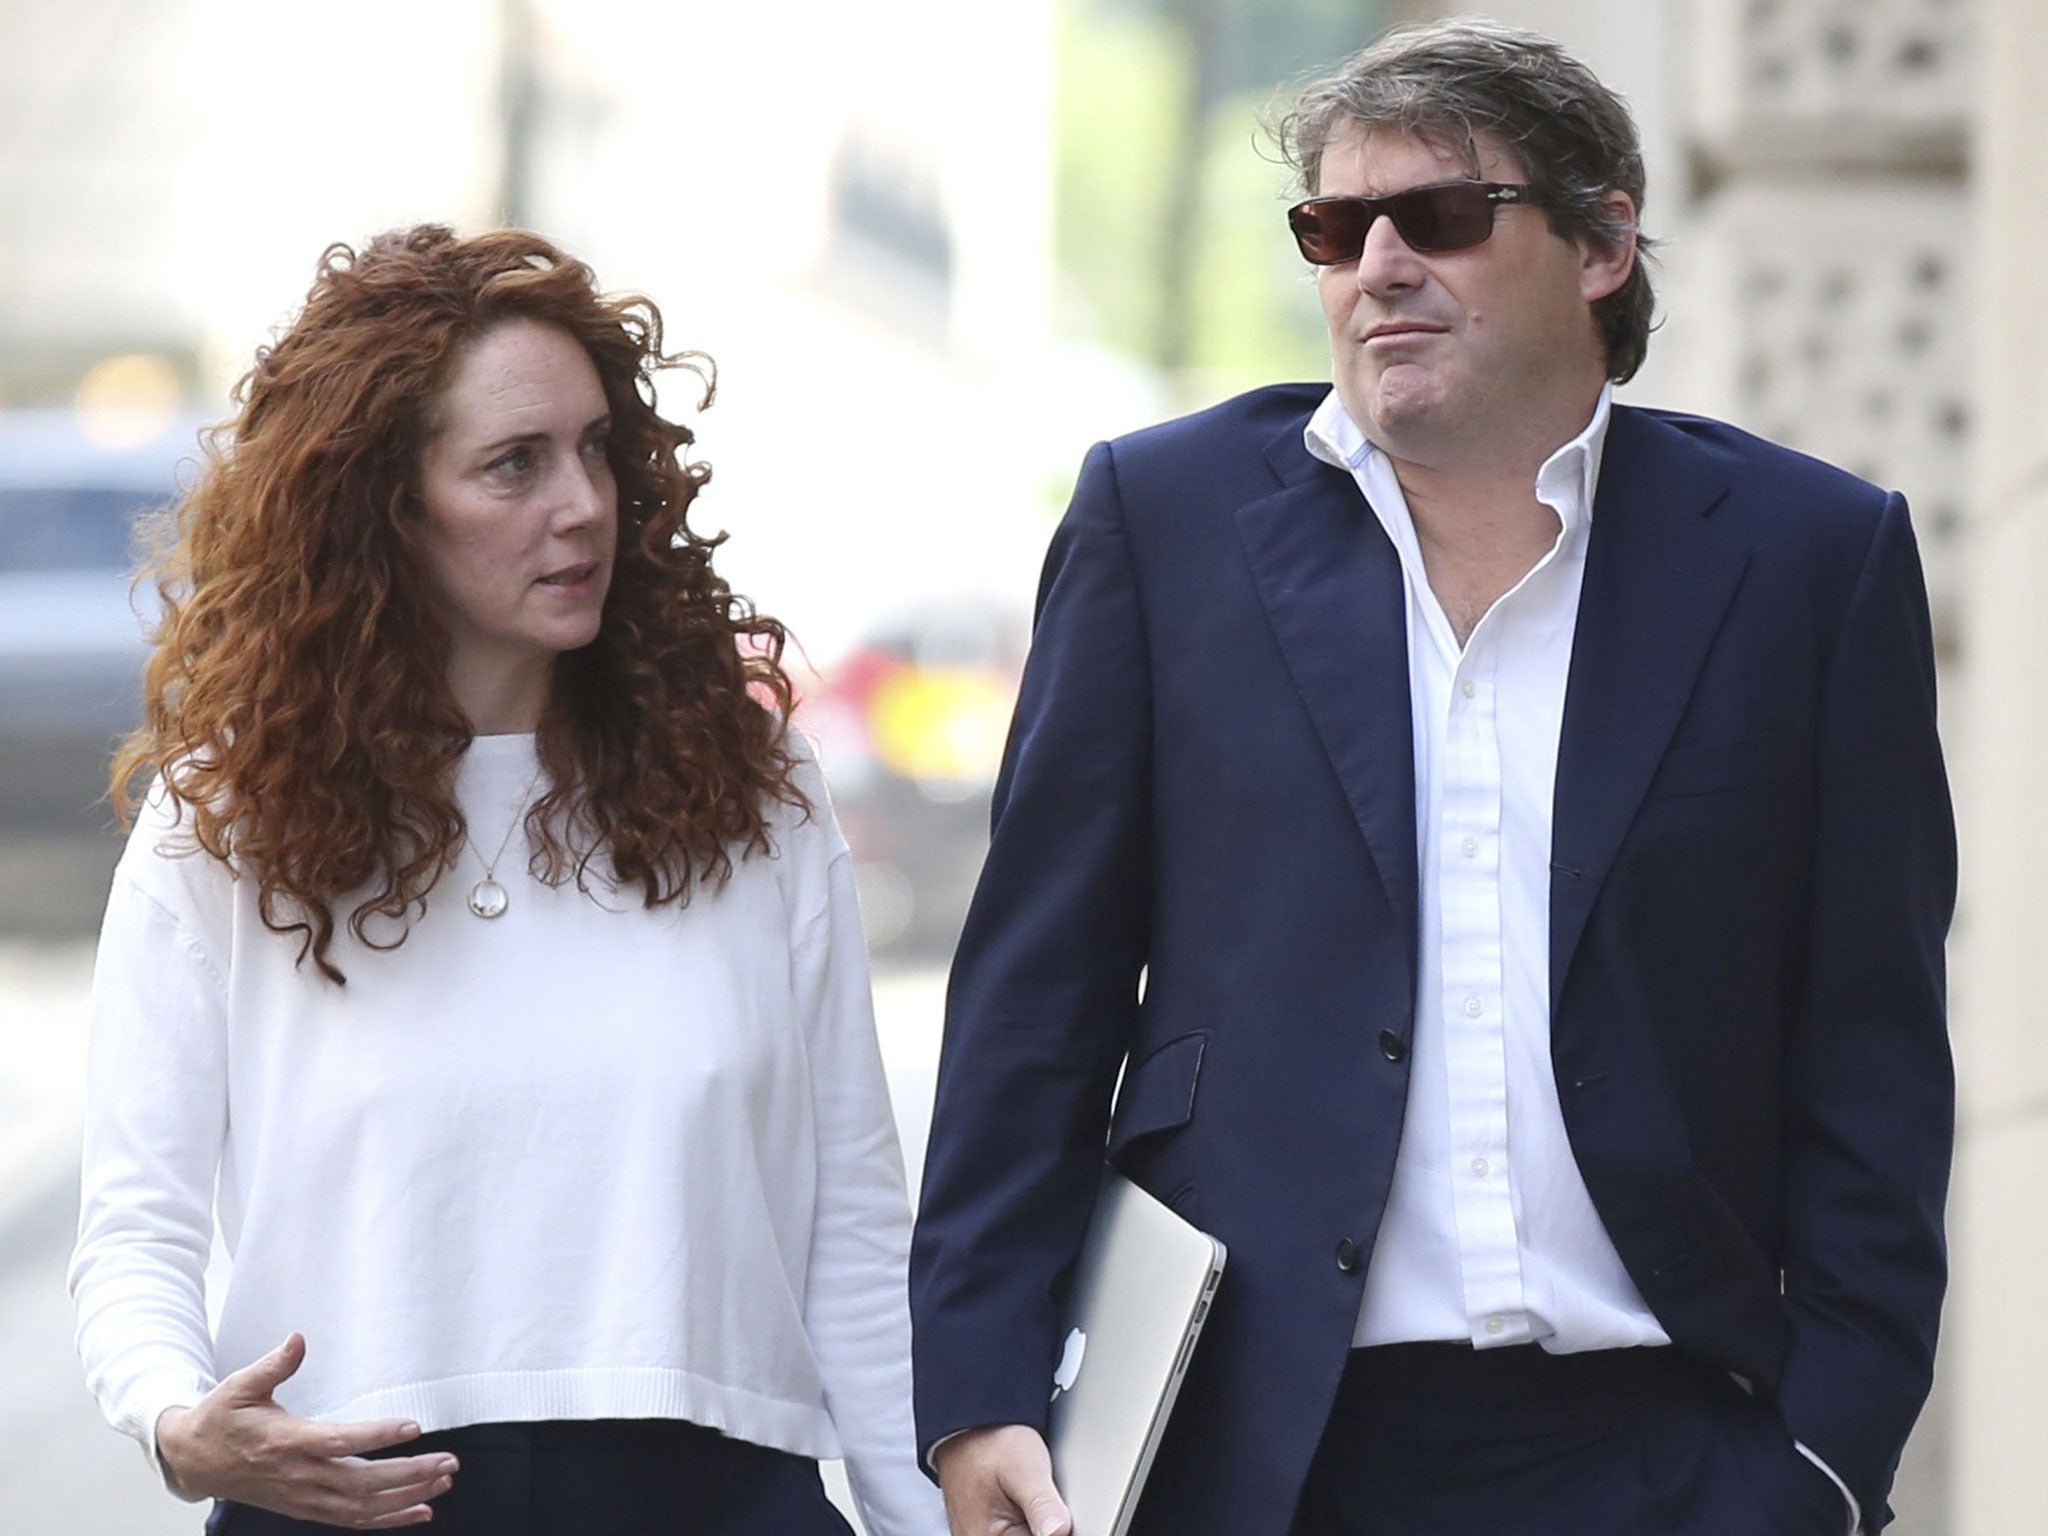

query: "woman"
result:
(68, 225), (945, 1536)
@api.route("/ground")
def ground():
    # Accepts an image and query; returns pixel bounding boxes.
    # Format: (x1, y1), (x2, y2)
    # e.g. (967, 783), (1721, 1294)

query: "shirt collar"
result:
(1303, 383), (1614, 551)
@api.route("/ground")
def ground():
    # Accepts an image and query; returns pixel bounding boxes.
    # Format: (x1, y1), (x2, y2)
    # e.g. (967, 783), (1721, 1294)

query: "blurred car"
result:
(0, 410), (200, 934)
(796, 604), (1026, 962)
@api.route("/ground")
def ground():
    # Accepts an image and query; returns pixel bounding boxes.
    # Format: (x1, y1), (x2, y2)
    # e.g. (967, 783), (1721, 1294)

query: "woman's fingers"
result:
(328, 1468), (455, 1526)
(223, 1333), (307, 1403)
(163, 1340), (462, 1528)
(185, 1396), (453, 1524)
(359, 1504), (438, 1531)
(289, 1461), (456, 1527)
(307, 1416), (427, 1459)
(320, 1451), (461, 1498)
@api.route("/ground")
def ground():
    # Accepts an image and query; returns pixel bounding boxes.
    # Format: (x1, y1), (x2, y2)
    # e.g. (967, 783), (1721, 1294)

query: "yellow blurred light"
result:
(75, 353), (183, 449)
(870, 668), (1013, 785)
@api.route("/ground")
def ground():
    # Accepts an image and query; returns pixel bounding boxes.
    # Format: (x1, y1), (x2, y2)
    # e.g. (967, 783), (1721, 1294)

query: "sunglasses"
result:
(1287, 180), (1548, 263)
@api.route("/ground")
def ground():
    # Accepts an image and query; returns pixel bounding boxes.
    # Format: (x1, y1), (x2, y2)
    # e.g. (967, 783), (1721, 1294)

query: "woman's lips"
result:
(536, 561), (599, 588)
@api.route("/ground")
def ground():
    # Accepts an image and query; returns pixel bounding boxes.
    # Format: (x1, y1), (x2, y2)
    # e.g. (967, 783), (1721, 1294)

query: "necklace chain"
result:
(463, 759), (546, 919)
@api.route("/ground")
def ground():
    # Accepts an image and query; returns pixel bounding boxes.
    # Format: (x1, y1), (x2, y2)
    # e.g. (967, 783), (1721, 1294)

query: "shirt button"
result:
(1378, 1029), (1408, 1063)
(1463, 996), (1483, 1017)
(1460, 680), (1477, 699)
(1460, 836), (1478, 859)
(1335, 1238), (1361, 1273)
(1485, 1314), (1505, 1335)
(1472, 1157), (1490, 1177)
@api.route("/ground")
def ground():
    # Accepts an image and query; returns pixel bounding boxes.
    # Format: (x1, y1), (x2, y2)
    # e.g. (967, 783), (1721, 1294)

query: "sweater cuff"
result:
(124, 1373), (214, 1501)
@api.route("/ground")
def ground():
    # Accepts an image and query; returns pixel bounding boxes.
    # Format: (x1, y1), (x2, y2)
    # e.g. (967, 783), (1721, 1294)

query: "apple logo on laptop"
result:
(1050, 1326), (1087, 1402)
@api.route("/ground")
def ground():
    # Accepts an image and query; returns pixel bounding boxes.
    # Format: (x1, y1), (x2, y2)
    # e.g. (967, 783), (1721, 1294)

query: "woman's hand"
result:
(155, 1334), (458, 1529)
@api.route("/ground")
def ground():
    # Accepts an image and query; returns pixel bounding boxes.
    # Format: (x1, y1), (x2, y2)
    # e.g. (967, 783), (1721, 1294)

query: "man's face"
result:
(1314, 124), (1633, 469)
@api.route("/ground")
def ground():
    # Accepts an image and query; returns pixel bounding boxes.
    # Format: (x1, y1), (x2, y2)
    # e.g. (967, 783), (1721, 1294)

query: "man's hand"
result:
(934, 1423), (1073, 1536)
(155, 1334), (457, 1529)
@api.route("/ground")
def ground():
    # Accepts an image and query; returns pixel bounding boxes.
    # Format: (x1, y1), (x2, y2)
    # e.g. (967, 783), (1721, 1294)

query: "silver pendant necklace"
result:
(464, 760), (546, 920)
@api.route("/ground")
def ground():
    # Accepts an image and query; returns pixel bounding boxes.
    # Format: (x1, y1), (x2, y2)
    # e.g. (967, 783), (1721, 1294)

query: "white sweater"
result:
(68, 733), (945, 1536)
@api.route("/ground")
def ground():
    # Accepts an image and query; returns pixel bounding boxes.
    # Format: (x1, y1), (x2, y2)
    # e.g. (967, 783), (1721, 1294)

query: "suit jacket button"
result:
(1378, 1029), (1408, 1063)
(1335, 1237), (1361, 1273)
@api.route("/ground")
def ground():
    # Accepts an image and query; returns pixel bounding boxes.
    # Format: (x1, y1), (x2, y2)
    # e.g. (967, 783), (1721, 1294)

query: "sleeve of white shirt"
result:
(1795, 1439), (1862, 1535)
(66, 852), (228, 1497)
(787, 768), (949, 1536)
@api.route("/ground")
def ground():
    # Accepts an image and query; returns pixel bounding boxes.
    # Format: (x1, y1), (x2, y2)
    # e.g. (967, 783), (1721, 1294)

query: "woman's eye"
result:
(581, 434), (610, 461)
(487, 446), (536, 477)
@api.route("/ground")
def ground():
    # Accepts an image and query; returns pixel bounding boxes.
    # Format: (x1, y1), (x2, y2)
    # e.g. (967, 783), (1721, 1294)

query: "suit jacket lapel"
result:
(1236, 426), (1419, 990)
(1550, 406), (1748, 1012)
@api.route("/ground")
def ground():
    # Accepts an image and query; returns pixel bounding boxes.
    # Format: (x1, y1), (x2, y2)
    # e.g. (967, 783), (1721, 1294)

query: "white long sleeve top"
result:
(68, 732), (945, 1536)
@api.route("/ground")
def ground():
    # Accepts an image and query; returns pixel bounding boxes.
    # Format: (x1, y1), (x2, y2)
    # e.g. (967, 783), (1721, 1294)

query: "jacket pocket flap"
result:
(1650, 728), (1807, 801)
(1106, 1031), (1207, 1160)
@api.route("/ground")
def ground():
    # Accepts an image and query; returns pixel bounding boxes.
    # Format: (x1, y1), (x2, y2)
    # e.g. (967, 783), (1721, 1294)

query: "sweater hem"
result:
(316, 1367), (845, 1461)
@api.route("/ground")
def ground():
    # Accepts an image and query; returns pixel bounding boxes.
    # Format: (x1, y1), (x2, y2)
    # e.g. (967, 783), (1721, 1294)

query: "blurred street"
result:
(0, 943), (947, 1535)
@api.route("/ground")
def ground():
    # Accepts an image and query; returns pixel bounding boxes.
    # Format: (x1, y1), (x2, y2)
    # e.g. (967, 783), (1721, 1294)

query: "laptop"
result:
(1044, 1170), (1228, 1536)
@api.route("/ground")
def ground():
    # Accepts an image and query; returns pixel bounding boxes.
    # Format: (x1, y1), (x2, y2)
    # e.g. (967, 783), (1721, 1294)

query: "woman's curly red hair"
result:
(114, 224), (803, 983)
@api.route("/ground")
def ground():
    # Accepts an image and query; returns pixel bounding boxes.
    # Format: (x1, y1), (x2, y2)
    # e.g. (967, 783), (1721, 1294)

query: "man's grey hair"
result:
(1274, 17), (1657, 384)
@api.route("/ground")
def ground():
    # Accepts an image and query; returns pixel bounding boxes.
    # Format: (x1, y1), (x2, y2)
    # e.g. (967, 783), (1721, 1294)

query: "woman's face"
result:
(416, 317), (617, 728)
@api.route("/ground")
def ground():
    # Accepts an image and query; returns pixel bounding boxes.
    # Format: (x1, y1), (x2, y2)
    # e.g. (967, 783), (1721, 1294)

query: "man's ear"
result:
(1578, 189), (1638, 304)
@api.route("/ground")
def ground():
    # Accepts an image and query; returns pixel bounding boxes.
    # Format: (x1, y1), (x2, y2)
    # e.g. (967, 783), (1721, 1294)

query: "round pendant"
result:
(467, 878), (509, 919)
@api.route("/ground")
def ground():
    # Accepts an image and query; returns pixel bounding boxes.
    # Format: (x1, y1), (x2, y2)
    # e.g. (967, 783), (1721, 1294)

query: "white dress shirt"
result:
(1303, 387), (1857, 1533)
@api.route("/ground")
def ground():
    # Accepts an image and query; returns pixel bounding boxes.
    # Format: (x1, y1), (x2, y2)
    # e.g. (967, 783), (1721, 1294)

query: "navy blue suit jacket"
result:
(908, 386), (1955, 1535)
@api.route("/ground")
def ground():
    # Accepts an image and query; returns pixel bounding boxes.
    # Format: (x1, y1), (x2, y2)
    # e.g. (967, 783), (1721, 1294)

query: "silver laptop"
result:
(1045, 1170), (1227, 1536)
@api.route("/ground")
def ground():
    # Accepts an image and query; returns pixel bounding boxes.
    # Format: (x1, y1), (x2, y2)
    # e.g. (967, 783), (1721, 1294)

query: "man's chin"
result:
(1347, 374), (1454, 455)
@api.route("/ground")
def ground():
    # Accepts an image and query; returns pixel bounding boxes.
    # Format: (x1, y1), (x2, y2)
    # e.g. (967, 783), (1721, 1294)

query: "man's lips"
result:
(1363, 321), (1448, 343)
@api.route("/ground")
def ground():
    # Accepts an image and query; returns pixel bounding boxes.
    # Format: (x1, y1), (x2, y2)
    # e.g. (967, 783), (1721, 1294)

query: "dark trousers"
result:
(204, 1418), (857, 1536)
(1289, 1344), (1851, 1536)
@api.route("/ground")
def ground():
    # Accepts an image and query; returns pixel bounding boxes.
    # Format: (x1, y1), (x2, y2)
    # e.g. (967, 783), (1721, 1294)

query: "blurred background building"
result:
(1, 0), (2036, 1530)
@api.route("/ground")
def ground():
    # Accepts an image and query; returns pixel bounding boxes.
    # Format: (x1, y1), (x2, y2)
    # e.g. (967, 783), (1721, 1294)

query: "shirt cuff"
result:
(926, 1427), (971, 1475)
(1793, 1439), (1861, 1536)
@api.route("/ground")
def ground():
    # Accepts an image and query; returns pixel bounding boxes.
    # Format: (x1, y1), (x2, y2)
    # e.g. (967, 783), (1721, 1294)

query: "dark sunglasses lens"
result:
(1289, 201), (1370, 264)
(1290, 185), (1501, 262)
(1390, 184), (1494, 252)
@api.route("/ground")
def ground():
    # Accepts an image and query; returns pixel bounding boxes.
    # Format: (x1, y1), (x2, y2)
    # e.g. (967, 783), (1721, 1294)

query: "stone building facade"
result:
(1952, 4), (2048, 1531)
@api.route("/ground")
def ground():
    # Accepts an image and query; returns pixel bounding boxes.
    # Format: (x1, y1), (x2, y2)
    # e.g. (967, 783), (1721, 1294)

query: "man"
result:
(910, 18), (1953, 1536)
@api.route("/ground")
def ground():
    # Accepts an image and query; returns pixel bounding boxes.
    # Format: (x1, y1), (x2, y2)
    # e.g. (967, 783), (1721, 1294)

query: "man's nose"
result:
(1354, 212), (1426, 296)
